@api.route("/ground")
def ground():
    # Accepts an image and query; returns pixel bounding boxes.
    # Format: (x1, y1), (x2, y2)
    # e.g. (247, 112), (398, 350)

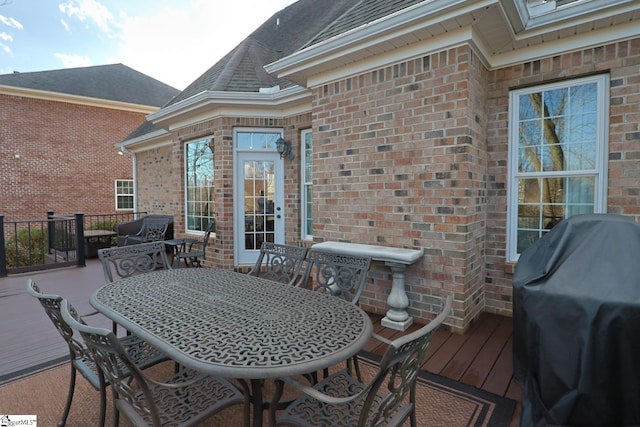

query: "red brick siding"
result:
(311, 46), (486, 331)
(1, 94), (141, 221)
(485, 37), (640, 316)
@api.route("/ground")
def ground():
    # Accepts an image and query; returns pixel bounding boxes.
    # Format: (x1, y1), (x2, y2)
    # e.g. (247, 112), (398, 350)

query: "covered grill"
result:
(513, 214), (640, 426)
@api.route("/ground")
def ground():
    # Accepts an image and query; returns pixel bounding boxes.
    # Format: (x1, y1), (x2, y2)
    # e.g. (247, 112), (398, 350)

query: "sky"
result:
(0, 0), (298, 90)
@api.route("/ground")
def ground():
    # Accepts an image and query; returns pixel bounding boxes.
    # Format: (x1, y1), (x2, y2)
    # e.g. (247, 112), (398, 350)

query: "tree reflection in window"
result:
(185, 138), (215, 233)
(511, 77), (605, 258)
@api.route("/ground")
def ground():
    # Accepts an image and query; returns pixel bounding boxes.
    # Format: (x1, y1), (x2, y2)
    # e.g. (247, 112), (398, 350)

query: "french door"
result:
(234, 151), (284, 265)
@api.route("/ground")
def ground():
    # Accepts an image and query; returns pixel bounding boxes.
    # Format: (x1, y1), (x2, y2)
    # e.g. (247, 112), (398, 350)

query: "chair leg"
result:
(57, 364), (77, 427)
(98, 380), (107, 427)
(236, 380), (252, 427)
(349, 354), (363, 382)
(269, 379), (285, 427)
(111, 388), (120, 427)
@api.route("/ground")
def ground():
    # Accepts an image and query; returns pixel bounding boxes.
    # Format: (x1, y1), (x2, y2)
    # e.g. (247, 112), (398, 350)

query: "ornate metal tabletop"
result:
(91, 268), (373, 379)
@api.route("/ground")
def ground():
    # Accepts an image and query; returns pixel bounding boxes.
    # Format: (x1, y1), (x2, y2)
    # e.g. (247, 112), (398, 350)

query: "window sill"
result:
(504, 262), (517, 275)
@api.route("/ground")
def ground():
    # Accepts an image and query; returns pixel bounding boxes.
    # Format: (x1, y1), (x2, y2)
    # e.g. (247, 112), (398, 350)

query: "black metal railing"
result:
(1, 211), (147, 277)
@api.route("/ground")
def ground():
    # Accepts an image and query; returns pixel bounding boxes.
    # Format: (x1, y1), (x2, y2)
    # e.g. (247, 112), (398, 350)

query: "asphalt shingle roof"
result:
(167, 0), (361, 106)
(0, 63), (179, 107)
(305, 0), (426, 47)
(125, 0), (427, 142)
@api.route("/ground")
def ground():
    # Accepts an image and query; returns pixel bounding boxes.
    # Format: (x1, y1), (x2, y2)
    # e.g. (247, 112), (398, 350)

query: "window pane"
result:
(236, 132), (280, 150)
(115, 179), (134, 210)
(185, 138), (215, 233)
(302, 129), (313, 238)
(511, 76), (606, 258)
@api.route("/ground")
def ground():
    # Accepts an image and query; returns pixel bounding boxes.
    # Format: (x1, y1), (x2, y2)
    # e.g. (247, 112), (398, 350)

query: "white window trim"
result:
(114, 179), (134, 211)
(506, 74), (609, 262)
(300, 128), (313, 240)
(184, 136), (215, 235)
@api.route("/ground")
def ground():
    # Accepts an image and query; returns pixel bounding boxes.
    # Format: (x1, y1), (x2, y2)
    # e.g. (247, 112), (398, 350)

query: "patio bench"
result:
(312, 242), (423, 331)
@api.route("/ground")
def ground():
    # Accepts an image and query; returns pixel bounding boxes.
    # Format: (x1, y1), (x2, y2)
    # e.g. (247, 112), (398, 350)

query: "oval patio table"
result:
(90, 268), (373, 427)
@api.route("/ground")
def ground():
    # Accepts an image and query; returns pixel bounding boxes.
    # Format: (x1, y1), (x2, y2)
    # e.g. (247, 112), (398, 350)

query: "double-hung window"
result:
(301, 129), (313, 240)
(185, 138), (215, 233)
(115, 179), (134, 210)
(507, 74), (609, 261)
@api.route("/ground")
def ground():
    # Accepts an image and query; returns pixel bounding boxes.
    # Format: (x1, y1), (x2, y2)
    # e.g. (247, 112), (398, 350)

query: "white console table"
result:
(312, 242), (424, 331)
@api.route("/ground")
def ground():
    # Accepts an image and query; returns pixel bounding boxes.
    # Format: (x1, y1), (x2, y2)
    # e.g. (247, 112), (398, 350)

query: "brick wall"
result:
(311, 46), (487, 331)
(1, 94), (142, 221)
(484, 37), (640, 316)
(130, 38), (639, 332)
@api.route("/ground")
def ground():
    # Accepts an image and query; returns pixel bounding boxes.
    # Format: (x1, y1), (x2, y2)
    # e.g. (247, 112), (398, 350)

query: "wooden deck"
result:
(0, 260), (521, 425)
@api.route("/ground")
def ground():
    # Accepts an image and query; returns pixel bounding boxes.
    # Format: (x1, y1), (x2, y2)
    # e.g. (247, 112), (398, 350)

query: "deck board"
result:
(461, 315), (513, 389)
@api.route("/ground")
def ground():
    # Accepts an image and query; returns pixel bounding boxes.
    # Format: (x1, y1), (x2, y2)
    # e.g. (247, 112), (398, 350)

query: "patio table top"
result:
(90, 268), (373, 379)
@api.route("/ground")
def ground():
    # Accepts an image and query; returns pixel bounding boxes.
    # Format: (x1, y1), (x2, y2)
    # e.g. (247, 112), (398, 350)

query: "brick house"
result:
(120, 0), (640, 332)
(0, 64), (178, 221)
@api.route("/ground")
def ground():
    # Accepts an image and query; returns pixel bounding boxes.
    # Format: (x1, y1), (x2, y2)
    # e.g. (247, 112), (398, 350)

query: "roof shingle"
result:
(0, 63), (179, 107)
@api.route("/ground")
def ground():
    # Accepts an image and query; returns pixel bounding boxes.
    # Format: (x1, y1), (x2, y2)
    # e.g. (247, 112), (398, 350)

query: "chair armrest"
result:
(371, 333), (393, 345)
(278, 374), (370, 405)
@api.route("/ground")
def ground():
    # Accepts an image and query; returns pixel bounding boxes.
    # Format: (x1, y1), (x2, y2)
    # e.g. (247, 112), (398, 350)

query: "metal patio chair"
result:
(26, 279), (168, 427)
(274, 296), (453, 427)
(248, 242), (308, 286)
(123, 218), (169, 245)
(98, 241), (171, 283)
(174, 220), (215, 267)
(98, 241), (171, 334)
(296, 249), (372, 380)
(296, 249), (372, 304)
(60, 299), (246, 427)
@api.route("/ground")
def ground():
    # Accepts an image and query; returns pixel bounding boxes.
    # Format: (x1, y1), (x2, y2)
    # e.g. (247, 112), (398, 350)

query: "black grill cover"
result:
(513, 214), (640, 427)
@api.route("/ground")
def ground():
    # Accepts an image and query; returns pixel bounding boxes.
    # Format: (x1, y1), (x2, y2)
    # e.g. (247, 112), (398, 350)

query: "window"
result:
(507, 74), (608, 261)
(185, 138), (215, 233)
(301, 129), (313, 240)
(115, 180), (134, 210)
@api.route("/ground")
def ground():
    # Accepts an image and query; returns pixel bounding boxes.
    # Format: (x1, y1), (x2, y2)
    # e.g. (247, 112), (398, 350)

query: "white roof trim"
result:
(147, 85), (310, 125)
(265, 0), (493, 81)
(490, 18), (640, 68)
(118, 128), (171, 151)
(0, 85), (159, 113)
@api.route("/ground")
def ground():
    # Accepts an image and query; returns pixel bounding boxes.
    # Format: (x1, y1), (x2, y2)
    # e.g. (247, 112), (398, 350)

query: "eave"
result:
(117, 128), (172, 153)
(265, 0), (640, 86)
(146, 85), (312, 131)
(0, 85), (160, 114)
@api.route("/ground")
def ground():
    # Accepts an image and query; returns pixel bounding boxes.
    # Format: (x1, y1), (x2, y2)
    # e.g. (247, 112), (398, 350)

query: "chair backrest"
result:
(140, 219), (169, 242)
(98, 241), (171, 283)
(25, 279), (90, 363)
(248, 242), (308, 286)
(59, 299), (164, 426)
(360, 296), (453, 426)
(200, 220), (216, 252)
(297, 249), (372, 304)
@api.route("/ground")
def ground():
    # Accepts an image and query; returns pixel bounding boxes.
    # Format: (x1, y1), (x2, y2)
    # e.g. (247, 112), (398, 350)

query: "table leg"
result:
(250, 379), (264, 427)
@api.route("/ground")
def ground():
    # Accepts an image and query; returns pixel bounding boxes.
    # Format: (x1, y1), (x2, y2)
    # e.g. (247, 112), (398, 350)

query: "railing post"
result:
(0, 215), (7, 278)
(75, 212), (86, 267)
(47, 210), (55, 253)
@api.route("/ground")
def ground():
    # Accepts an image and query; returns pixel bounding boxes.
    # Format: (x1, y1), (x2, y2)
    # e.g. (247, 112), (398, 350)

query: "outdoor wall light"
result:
(275, 137), (294, 160)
